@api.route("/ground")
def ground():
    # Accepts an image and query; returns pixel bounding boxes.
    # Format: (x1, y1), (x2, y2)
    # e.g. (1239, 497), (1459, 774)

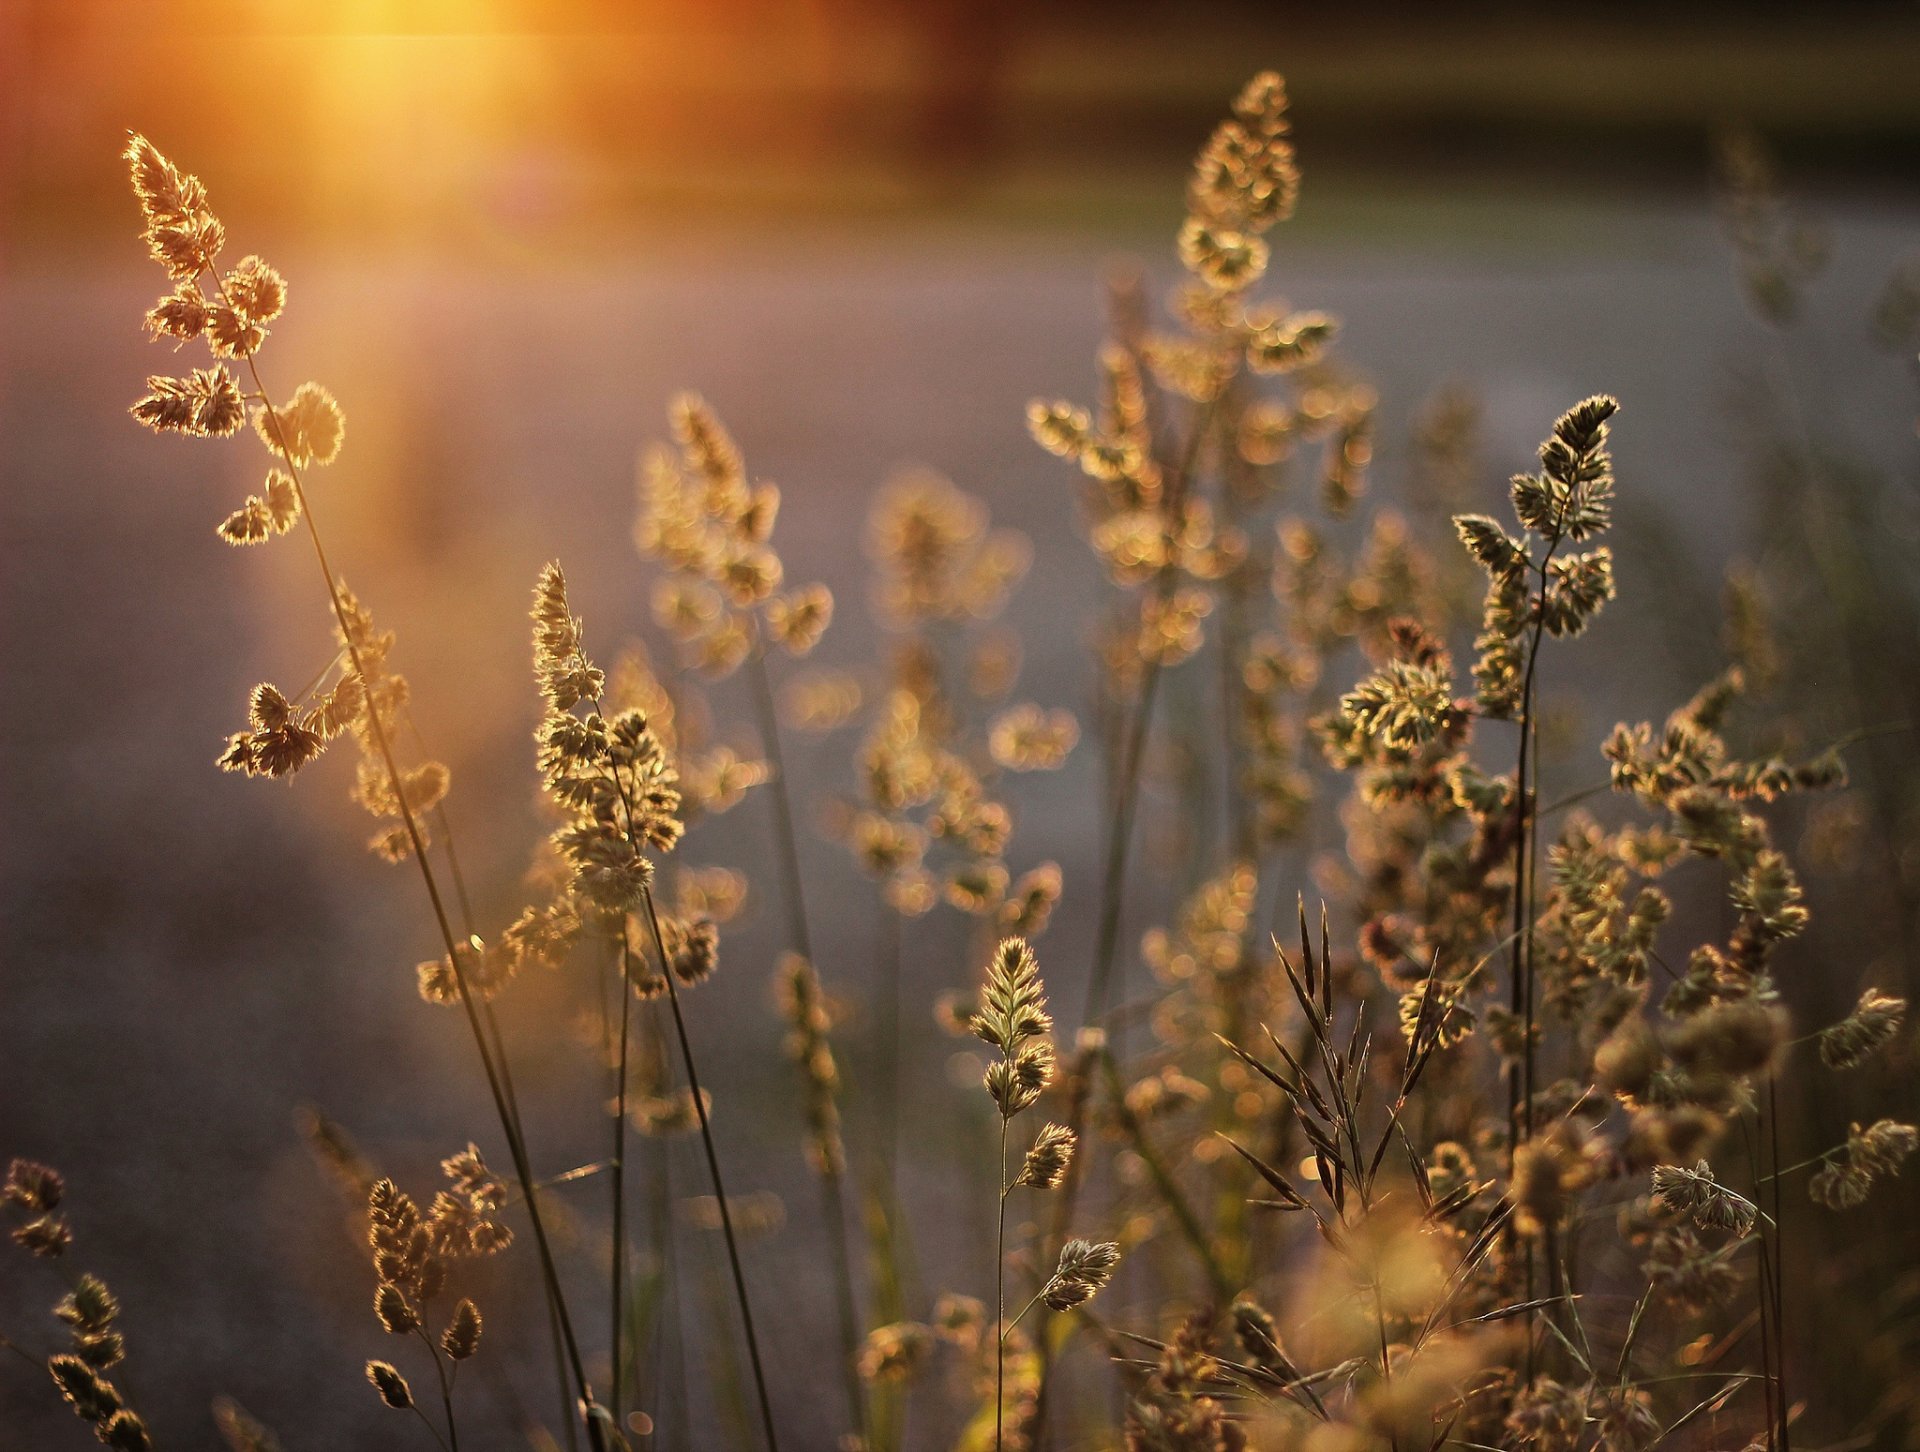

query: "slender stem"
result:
(1766, 1076), (1790, 1452)
(409, 1403), (453, 1452)
(610, 930), (636, 1426)
(1742, 1120), (1780, 1452)
(415, 1323), (461, 1452)
(412, 758), (580, 1452)
(876, 903), (904, 1193)
(1372, 1277), (1399, 1452)
(1000, 1287), (1047, 1340)
(744, 622), (866, 1440)
(638, 882), (781, 1452)
(744, 629), (814, 963)
(1083, 393), (1219, 1029)
(208, 274), (600, 1446)
(1509, 529), (1563, 1387)
(644, 1012), (691, 1451)
(817, 1156), (868, 1446)
(1083, 662), (1166, 1028)
(995, 1115), (1010, 1452)
(1216, 392), (1257, 863)
(0, 1328), (44, 1371)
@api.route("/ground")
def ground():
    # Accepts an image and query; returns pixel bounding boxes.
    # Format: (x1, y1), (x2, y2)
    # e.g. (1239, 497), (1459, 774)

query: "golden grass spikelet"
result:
(206, 302), (264, 359)
(252, 382), (343, 467)
(660, 913), (720, 985)
(365, 1359), (412, 1409)
(1015, 1121), (1075, 1189)
(1247, 311), (1338, 373)
(1511, 1133), (1588, 1239)
(1026, 400), (1093, 459)
(125, 132), (223, 281)
(1398, 980), (1474, 1050)
(375, 1282), (419, 1335)
(1041, 1238), (1121, 1311)
(103, 1406), (153, 1447)
(1504, 1378), (1585, 1452)
(1186, 70), (1299, 241)
(971, 937), (1052, 1054)
(124, 133), (196, 226)
(225, 254), (286, 325)
(1329, 658), (1457, 763)
(441, 1143), (508, 1211)
(781, 668), (863, 731)
(12, 1212), (73, 1257)
(217, 469), (301, 545)
(532, 562), (605, 709)
(1651, 1160), (1758, 1236)
(984, 1039), (1056, 1118)
(1810, 1119), (1918, 1209)
(1139, 586), (1214, 667)
(217, 681), (327, 778)
(48, 1353), (121, 1423)
(442, 1297), (483, 1360)
(4, 1158), (64, 1212)
(145, 284), (209, 342)
(131, 366), (244, 437)
(1820, 987), (1907, 1069)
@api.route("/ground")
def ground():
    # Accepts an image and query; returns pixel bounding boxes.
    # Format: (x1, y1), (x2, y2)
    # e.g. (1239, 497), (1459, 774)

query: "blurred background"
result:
(4, 1), (1920, 1446)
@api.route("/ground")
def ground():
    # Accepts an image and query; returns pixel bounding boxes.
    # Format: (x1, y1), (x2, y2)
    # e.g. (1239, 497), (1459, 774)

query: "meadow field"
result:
(4, 6), (1920, 1450)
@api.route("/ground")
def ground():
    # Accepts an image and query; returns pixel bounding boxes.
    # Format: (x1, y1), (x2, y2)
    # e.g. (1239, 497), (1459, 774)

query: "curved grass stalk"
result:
(994, 1116), (1010, 1452)
(216, 317), (603, 1445)
(636, 881), (782, 1452)
(742, 620), (867, 1442)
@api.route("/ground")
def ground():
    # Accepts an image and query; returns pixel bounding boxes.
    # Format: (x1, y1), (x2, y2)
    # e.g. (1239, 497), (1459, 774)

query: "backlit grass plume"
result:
(4, 1160), (154, 1452)
(968, 938), (1117, 1450)
(121, 133), (606, 1448)
(361, 1165), (500, 1447)
(529, 560), (782, 1449)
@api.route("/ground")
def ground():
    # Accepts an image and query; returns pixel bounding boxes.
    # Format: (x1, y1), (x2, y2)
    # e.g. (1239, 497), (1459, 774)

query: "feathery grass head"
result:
(1042, 1238), (1121, 1311)
(970, 937), (1051, 1052)
(5, 1158), (64, 1212)
(1015, 1122), (1076, 1190)
(1819, 988), (1907, 1069)
(1651, 1160), (1758, 1236)
(533, 562), (684, 912)
(533, 562), (606, 710)
(971, 937), (1057, 1118)
(366, 1359), (413, 1409)
(1810, 1119), (1918, 1210)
